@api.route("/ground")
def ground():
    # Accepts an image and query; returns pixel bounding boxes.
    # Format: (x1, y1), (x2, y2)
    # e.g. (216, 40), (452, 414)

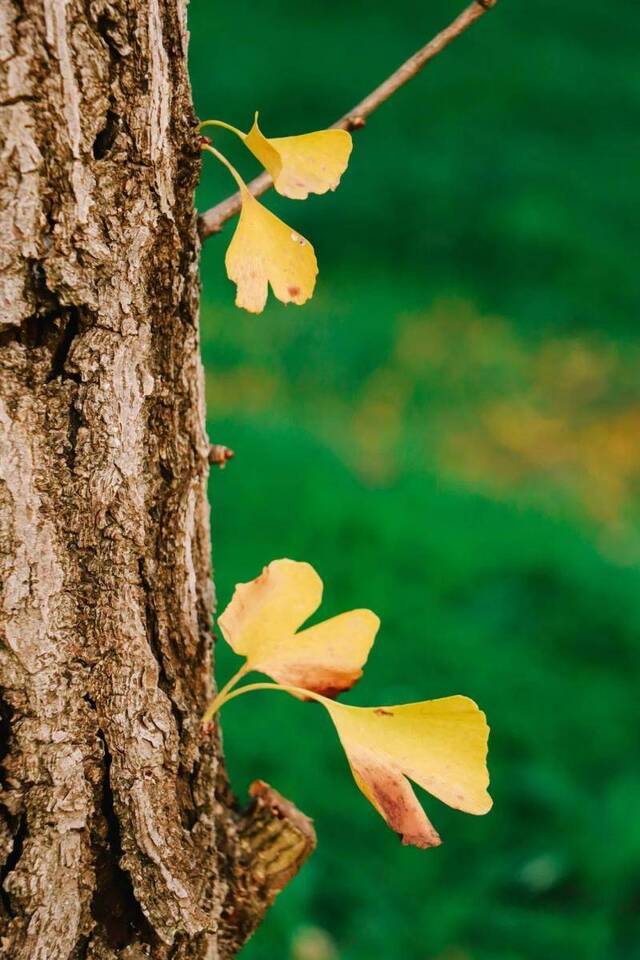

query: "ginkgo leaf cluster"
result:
(200, 115), (352, 313)
(203, 558), (492, 850)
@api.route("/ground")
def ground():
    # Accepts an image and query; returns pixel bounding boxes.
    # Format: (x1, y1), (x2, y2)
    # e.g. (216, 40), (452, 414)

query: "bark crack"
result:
(46, 307), (82, 383)
(0, 689), (13, 787)
(0, 94), (37, 108)
(138, 556), (177, 713)
(91, 731), (156, 951)
(0, 260), (82, 384)
(88, 2), (126, 163)
(0, 814), (26, 919)
(92, 109), (121, 159)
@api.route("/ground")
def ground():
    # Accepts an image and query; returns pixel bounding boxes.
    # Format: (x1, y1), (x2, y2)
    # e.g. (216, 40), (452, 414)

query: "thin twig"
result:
(198, 0), (499, 240)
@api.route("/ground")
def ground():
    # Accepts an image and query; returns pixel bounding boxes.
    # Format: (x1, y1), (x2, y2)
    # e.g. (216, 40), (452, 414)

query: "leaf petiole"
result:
(199, 118), (246, 140)
(220, 681), (327, 707)
(201, 678), (328, 727)
(201, 661), (251, 726)
(202, 144), (246, 193)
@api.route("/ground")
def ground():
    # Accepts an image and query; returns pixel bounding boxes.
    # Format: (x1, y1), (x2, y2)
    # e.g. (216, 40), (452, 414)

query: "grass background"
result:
(188, 2), (640, 957)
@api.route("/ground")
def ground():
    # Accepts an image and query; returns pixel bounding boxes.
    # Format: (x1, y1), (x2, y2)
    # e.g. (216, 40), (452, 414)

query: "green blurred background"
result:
(189, 2), (640, 957)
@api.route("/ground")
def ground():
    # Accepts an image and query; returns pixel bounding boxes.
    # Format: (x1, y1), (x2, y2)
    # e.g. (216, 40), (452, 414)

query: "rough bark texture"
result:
(0, 1), (313, 957)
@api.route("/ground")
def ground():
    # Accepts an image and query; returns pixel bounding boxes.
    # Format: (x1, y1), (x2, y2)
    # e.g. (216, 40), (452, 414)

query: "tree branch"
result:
(217, 780), (317, 958)
(198, 0), (499, 240)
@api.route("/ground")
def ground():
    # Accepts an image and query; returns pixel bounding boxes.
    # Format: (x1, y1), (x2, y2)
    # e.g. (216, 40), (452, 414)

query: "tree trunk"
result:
(0, 2), (314, 958)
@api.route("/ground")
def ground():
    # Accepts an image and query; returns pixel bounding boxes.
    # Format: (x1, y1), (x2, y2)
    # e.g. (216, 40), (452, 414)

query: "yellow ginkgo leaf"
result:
(218, 559), (379, 696)
(323, 696), (492, 848)
(244, 114), (353, 200)
(225, 186), (318, 313)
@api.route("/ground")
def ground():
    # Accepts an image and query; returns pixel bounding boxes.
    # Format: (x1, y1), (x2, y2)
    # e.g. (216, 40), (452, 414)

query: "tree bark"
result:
(0, 1), (313, 958)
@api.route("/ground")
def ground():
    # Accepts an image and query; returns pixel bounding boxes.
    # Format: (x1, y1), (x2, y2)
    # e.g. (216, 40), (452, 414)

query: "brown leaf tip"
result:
(402, 828), (442, 850)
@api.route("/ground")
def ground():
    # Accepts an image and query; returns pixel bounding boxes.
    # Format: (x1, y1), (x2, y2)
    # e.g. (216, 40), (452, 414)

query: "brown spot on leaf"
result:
(374, 708), (394, 717)
(287, 285), (300, 297)
(304, 684), (345, 700)
(278, 665), (362, 699)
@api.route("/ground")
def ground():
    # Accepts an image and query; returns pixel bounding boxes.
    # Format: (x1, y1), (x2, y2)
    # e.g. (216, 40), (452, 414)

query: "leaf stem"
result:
(202, 680), (328, 725)
(199, 118), (246, 140)
(202, 144), (246, 194)
(201, 661), (251, 726)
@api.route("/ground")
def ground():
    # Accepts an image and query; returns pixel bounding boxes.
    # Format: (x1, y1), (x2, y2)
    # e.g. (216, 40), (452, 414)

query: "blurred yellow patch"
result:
(218, 558), (379, 697)
(244, 113), (353, 200)
(291, 926), (338, 960)
(324, 696), (492, 848)
(226, 186), (318, 313)
(204, 366), (281, 416)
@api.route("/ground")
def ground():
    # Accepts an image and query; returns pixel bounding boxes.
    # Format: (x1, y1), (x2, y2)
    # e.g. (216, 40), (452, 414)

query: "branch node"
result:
(345, 115), (366, 131)
(208, 444), (235, 467)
